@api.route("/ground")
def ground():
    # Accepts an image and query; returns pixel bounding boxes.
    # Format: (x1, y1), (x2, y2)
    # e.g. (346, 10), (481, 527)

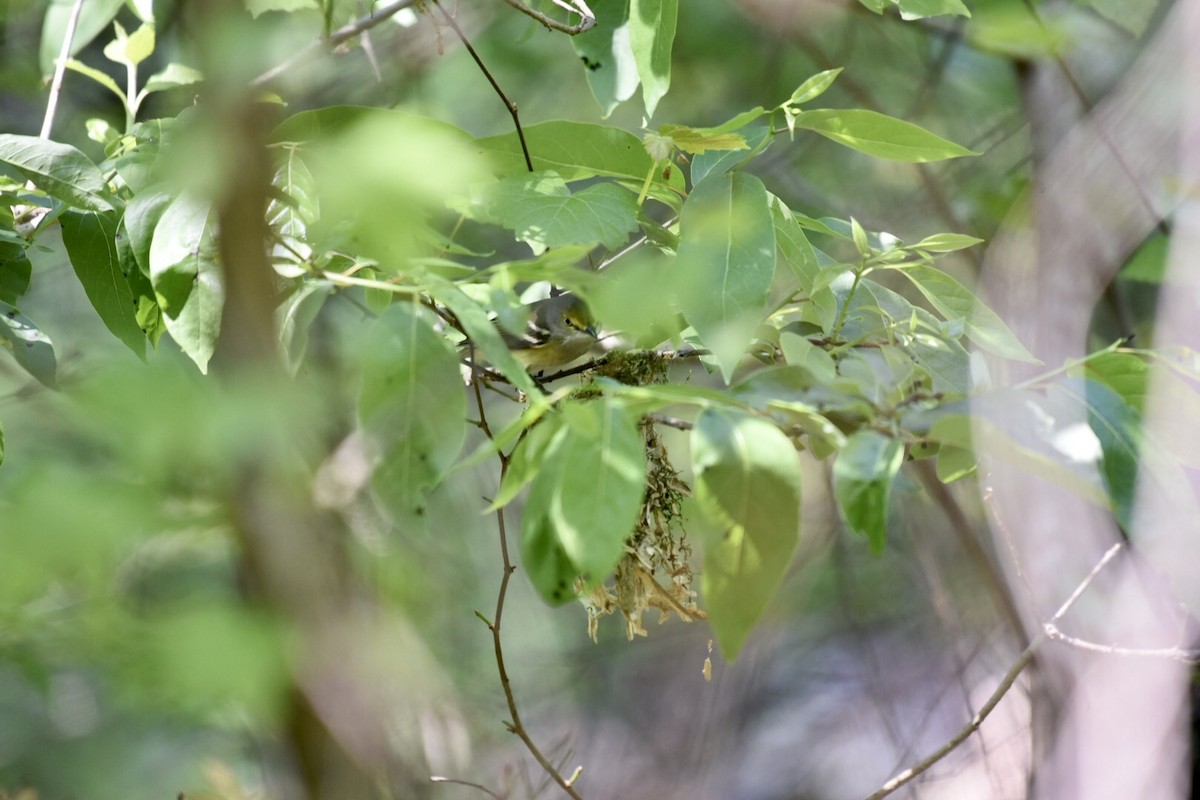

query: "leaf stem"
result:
(829, 263), (864, 340)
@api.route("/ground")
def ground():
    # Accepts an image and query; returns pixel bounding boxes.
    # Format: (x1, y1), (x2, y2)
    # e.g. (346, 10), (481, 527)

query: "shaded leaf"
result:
(572, 0), (638, 117)
(832, 430), (903, 553)
(894, 264), (1037, 362)
(898, 0), (971, 19)
(0, 242), (32, 305)
(359, 303), (467, 520)
(0, 300), (57, 388)
(677, 172), (776, 381)
(39, 0), (124, 73)
(484, 172), (638, 252)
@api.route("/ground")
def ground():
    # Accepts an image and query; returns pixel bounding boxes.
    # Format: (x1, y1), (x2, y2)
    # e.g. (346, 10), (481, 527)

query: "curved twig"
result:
(432, 0), (533, 172)
(499, 0), (596, 35)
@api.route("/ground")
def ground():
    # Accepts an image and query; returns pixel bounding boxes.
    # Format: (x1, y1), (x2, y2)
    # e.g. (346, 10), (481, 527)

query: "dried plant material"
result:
(580, 419), (706, 641)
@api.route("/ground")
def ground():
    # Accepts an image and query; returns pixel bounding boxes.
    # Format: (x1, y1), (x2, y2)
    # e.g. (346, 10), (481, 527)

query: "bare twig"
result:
(431, 1), (533, 172)
(251, 0), (421, 86)
(430, 775), (507, 799)
(39, 0), (86, 139)
(864, 543), (1123, 800)
(498, 0), (596, 35)
(469, 373), (586, 800)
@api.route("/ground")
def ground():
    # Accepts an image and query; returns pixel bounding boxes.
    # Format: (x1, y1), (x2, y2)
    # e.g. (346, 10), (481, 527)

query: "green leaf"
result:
(111, 118), (175, 194)
(677, 172), (776, 381)
(789, 108), (976, 162)
(0, 134), (115, 211)
(39, 0), (125, 74)
(484, 172), (638, 252)
(894, 264), (1037, 362)
(908, 232), (985, 253)
(857, 0), (889, 11)
(104, 22), (155, 67)
(123, 188), (173, 277)
(832, 430), (903, 554)
(63, 58), (126, 104)
(692, 407), (802, 660)
(424, 277), (543, 399)
(572, 0), (638, 117)
(785, 68), (843, 106)
(1063, 379), (1142, 530)
(898, 0), (971, 19)
(142, 62), (205, 94)
(521, 401), (646, 603)
(1119, 233), (1167, 284)
(966, 5), (1067, 59)
(59, 210), (146, 358)
(657, 124), (747, 155)
(148, 194), (224, 373)
(629, 0), (678, 117)
(0, 300), (57, 388)
(115, 216), (166, 347)
(772, 197), (837, 333)
(277, 281), (330, 374)
(1080, 351), (1149, 412)
(476, 121), (684, 194)
(689, 123), (771, 186)
(246, 0), (321, 17)
(358, 303), (467, 520)
(0, 242), (32, 305)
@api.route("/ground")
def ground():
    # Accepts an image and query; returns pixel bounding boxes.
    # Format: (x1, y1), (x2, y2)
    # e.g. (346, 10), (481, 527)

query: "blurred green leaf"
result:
(1067, 379), (1142, 530)
(0, 134), (115, 211)
(832, 429), (903, 553)
(898, 0), (970, 20)
(521, 401), (646, 603)
(247, 0), (321, 17)
(789, 109), (976, 162)
(60, 210), (146, 359)
(64, 58), (127, 105)
(484, 172), (638, 252)
(104, 22), (155, 68)
(630, 0), (678, 117)
(1119, 232), (1167, 284)
(693, 407), (801, 660)
(0, 300), (57, 387)
(677, 172), (776, 381)
(142, 62), (205, 94)
(908, 232), (985, 253)
(1077, 0), (1156, 36)
(359, 303), (467, 520)
(277, 281), (330, 374)
(148, 193), (223, 372)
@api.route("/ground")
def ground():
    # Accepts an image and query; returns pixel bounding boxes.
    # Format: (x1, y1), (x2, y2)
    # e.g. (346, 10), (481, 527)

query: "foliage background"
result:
(0, 0), (1191, 799)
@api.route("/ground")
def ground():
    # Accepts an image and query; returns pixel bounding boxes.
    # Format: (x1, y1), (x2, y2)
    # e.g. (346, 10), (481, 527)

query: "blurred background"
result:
(0, 0), (1184, 798)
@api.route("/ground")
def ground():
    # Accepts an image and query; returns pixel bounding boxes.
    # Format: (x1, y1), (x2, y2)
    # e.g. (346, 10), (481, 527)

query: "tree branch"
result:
(863, 543), (1123, 800)
(469, 373), (587, 800)
(251, 0), (422, 87)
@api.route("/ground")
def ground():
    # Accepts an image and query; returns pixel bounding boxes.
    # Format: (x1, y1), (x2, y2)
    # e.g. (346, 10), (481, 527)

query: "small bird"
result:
(500, 293), (599, 371)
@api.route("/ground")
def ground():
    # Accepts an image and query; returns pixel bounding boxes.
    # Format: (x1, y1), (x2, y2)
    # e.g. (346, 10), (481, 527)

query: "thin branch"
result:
(251, 0), (421, 87)
(432, 1), (533, 172)
(39, 0), (86, 139)
(864, 543), (1123, 800)
(595, 215), (678, 272)
(645, 413), (692, 431)
(470, 373), (586, 800)
(1042, 626), (1200, 664)
(498, 0), (596, 35)
(430, 776), (507, 799)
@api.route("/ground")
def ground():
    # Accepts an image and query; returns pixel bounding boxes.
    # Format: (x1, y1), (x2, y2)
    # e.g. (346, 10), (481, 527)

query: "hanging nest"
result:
(578, 419), (707, 641)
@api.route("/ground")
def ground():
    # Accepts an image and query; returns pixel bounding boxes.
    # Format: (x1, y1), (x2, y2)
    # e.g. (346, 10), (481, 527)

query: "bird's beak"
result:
(585, 324), (599, 339)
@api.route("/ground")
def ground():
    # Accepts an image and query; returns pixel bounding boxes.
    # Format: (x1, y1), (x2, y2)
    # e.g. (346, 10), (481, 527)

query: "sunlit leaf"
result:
(0, 134), (115, 211)
(786, 68), (843, 106)
(572, 0), (639, 117)
(629, 0), (678, 117)
(38, 0), (125, 74)
(693, 407), (801, 660)
(789, 108), (976, 162)
(898, 0), (971, 19)
(483, 172), (638, 252)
